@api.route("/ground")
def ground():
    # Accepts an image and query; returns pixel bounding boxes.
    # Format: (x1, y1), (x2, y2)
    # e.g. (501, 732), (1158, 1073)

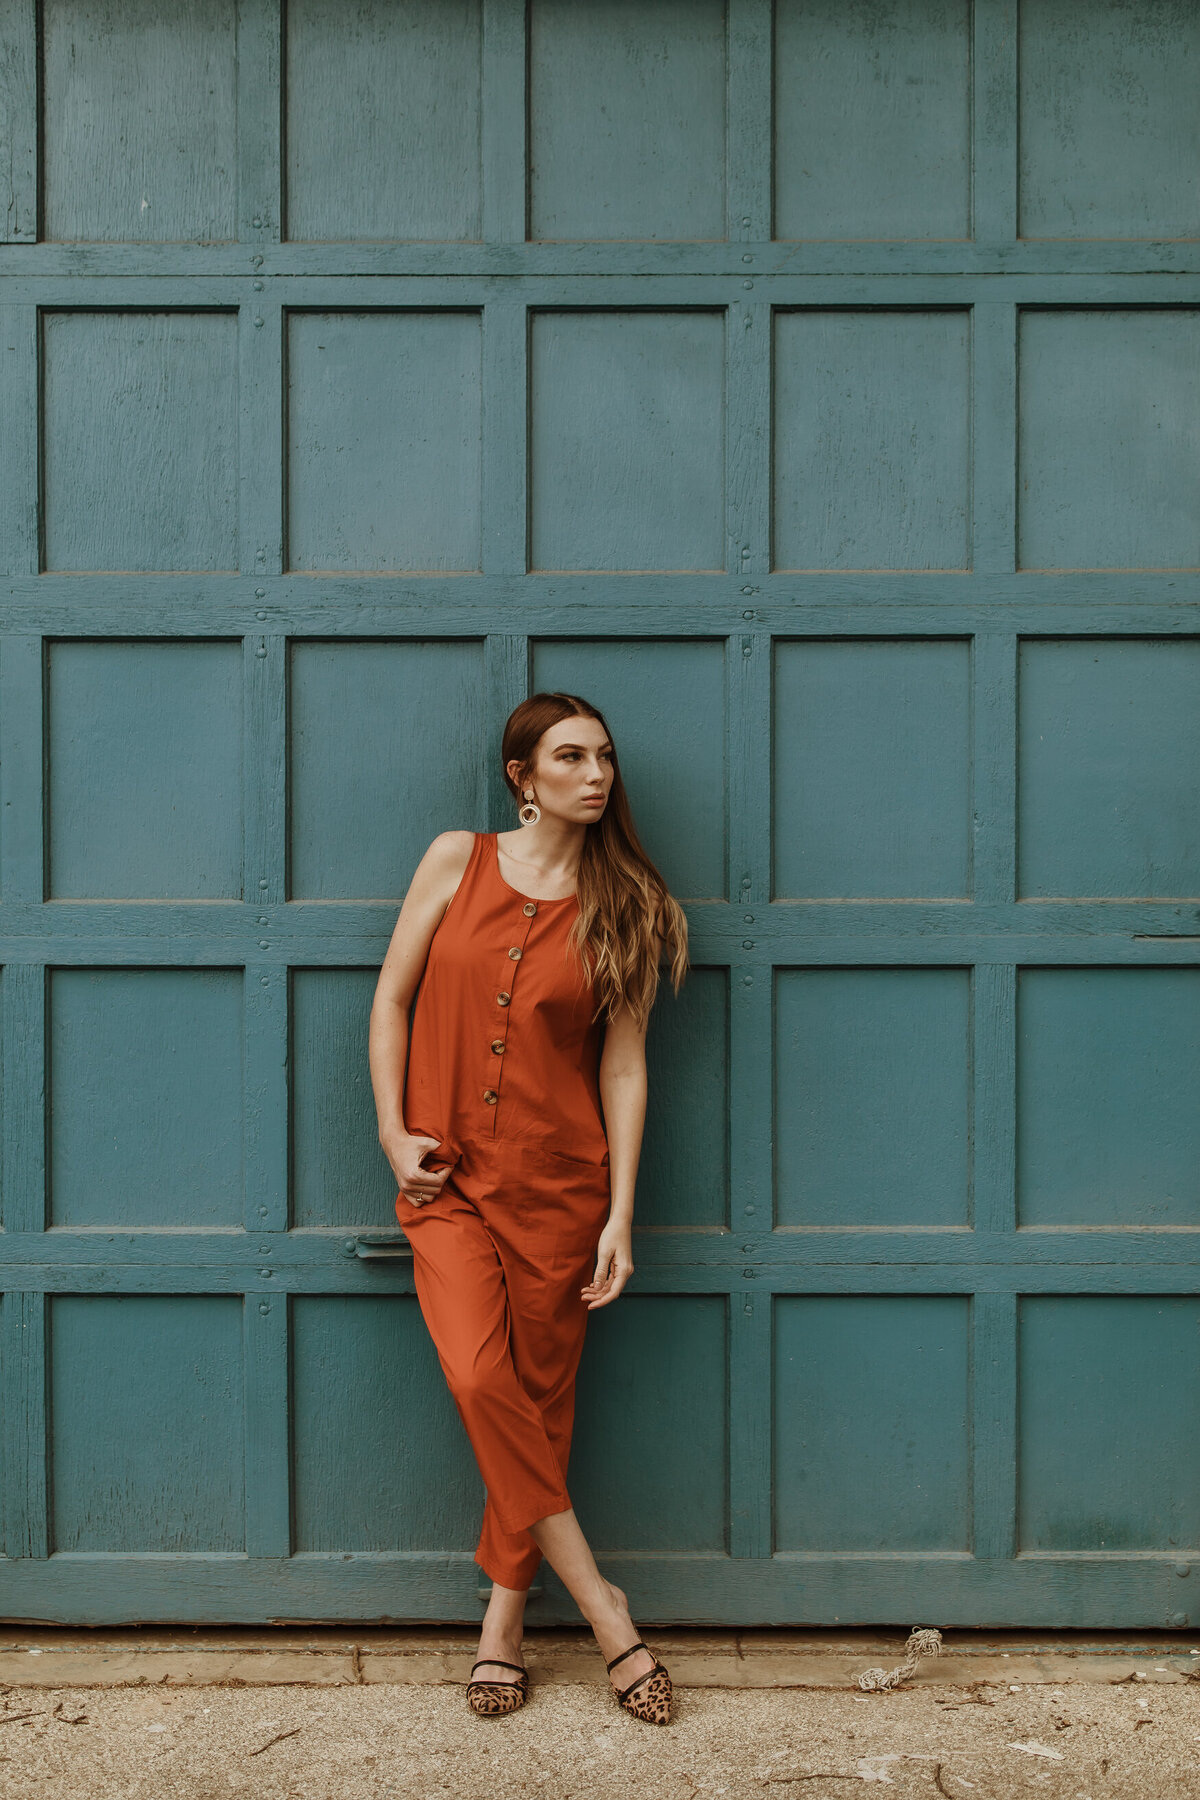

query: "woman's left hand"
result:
(582, 1219), (634, 1309)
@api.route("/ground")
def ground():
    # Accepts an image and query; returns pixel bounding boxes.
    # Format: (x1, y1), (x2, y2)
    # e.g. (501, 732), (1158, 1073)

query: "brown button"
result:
(523, 901), (537, 916)
(496, 990), (511, 1006)
(507, 946), (522, 961)
(483, 1088), (497, 1104)
(491, 1039), (506, 1054)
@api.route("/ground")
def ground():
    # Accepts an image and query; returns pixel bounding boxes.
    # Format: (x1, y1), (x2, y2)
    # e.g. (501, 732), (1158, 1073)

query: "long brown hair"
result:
(501, 692), (689, 1031)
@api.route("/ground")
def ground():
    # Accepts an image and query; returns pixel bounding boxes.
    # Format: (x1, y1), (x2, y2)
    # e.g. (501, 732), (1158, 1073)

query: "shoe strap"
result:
(605, 1639), (649, 1674)
(617, 1661), (664, 1703)
(469, 1658), (527, 1677)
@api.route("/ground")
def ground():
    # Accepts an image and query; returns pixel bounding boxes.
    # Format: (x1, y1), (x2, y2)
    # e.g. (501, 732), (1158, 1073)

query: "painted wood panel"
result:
(774, 1296), (971, 1551)
(47, 640), (244, 899)
(528, 0), (727, 241)
(776, 969), (971, 1228)
(284, 0), (482, 243)
(773, 310), (971, 569)
(290, 1295), (483, 1550)
(1017, 639), (1200, 899)
(774, 0), (971, 241)
(48, 969), (244, 1227)
(41, 0), (238, 243)
(287, 639), (487, 897)
(1017, 310), (1200, 570)
(1017, 1297), (1200, 1550)
(1016, 969), (1200, 1228)
(49, 1296), (245, 1551)
(285, 312), (483, 572)
(1018, 0), (1200, 240)
(574, 1296), (729, 1551)
(41, 311), (240, 572)
(772, 638), (971, 897)
(529, 311), (726, 572)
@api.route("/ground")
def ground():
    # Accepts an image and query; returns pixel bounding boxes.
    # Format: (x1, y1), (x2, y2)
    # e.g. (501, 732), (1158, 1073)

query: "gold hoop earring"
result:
(518, 789), (541, 826)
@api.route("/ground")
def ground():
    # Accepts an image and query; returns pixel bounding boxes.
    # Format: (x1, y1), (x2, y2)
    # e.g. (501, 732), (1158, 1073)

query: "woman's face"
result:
(518, 718), (614, 823)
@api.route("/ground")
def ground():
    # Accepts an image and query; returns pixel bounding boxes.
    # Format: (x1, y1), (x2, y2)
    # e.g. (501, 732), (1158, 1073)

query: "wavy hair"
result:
(501, 692), (689, 1031)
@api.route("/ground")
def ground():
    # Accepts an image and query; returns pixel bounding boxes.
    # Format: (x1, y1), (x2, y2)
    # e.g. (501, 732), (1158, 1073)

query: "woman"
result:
(369, 691), (689, 1723)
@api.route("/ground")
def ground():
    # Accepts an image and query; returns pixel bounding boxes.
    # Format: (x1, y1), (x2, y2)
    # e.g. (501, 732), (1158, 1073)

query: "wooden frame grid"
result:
(0, 0), (1197, 1622)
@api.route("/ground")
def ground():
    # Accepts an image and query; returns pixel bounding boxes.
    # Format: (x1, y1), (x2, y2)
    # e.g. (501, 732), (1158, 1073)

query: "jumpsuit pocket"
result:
(525, 1141), (610, 1174)
(395, 1130), (461, 1216)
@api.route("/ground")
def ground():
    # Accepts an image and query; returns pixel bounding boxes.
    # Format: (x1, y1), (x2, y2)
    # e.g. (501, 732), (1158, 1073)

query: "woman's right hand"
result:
(384, 1133), (453, 1208)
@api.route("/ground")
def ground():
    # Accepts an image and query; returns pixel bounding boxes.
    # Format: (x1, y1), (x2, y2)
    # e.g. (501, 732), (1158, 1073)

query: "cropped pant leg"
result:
(398, 1185), (574, 1580)
(396, 1141), (610, 1589)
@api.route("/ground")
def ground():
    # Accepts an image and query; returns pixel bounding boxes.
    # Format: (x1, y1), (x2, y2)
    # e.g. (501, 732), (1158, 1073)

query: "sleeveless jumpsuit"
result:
(396, 829), (612, 1588)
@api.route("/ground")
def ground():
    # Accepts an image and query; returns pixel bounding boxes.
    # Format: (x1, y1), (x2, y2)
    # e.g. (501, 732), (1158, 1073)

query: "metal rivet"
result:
(255, 609), (267, 620)
(254, 588), (265, 598)
(1176, 1563), (1191, 1577)
(744, 914), (754, 923)
(253, 316), (264, 328)
(742, 253), (753, 263)
(259, 1268), (272, 1279)
(252, 216), (262, 228)
(743, 1268), (758, 1279)
(743, 975), (754, 986)
(258, 916), (269, 924)
(259, 939), (270, 949)
(252, 279), (263, 291)
(743, 609), (755, 619)
(743, 940), (754, 950)
(743, 280), (753, 289)
(259, 976), (269, 986)
(258, 1301), (270, 1314)
(741, 216), (751, 226)
(259, 878), (269, 888)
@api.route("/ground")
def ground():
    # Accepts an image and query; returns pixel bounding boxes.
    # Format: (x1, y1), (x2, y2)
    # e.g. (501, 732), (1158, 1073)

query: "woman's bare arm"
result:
(597, 1001), (650, 1230)
(369, 830), (474, 1146)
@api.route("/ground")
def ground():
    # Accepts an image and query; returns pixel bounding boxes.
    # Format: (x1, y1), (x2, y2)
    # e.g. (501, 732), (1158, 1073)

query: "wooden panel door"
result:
(0, 0), (1197, 1627)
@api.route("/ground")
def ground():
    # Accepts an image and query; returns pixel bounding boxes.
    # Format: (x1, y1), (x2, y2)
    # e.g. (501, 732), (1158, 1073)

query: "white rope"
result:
(856, 1627), (944, 1691)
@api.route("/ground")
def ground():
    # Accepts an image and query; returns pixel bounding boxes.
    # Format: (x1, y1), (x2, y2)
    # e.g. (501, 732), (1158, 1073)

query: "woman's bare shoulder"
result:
(420, 829), (476, 896)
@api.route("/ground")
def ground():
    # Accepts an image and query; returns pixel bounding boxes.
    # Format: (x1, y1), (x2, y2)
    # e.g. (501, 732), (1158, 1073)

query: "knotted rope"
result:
(856, 1627), (944, 1691)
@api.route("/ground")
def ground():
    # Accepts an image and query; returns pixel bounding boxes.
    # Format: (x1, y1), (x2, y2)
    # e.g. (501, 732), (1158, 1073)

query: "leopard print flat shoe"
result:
(465, 1657), (529, 1717)
(606, 1640), (673, 1724)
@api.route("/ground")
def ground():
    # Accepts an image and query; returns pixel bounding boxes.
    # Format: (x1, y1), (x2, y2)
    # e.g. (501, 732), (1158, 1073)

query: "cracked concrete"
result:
(0, 1630), (1199, 1797)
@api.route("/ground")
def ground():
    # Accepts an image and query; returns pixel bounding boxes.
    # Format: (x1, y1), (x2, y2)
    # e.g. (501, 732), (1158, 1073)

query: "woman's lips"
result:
(582, 795), (605, 805)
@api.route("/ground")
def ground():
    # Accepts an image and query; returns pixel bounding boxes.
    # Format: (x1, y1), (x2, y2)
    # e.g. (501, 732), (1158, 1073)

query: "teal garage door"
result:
(1, 0), (1198, 1627)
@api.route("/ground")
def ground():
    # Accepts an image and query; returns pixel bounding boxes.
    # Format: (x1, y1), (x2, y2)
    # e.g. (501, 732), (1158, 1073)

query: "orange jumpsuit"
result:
(396, 829), (612, 1588)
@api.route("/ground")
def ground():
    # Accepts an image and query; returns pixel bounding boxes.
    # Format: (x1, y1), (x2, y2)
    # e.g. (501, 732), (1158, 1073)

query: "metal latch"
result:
(352, 1231), (414, 1260)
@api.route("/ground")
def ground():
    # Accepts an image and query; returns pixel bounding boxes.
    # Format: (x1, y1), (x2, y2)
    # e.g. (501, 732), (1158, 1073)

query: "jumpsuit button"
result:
(497, 990), (511, 1005)
(507, 946), (522, 960)
(483, 1088), (498, 1104)
(522, 901), (537, 916)
(491, 1039), (506, 1054)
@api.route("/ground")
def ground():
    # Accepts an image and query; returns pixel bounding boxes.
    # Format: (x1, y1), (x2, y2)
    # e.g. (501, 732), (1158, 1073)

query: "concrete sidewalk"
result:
(2, 1631), (1200, 1799)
